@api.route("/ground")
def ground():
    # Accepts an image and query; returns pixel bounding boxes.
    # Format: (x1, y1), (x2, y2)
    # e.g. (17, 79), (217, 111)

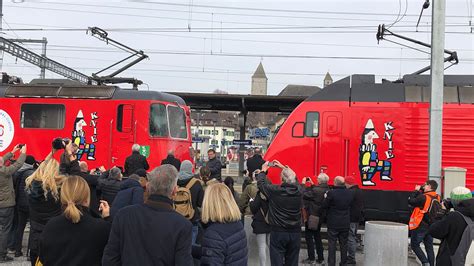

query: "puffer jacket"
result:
(200, 221), (248, 265)
(0, 152), (26, 208)
(14, 163), (35, 208)
(256, 172), (302, 232)
(110, 178), (144, 218)
(97, 175), (121, 205)
(124, 151), (149, 176)
(429, 198), (474, 266)
(249, 191), (271, 234)
(206, 158), (222, 181)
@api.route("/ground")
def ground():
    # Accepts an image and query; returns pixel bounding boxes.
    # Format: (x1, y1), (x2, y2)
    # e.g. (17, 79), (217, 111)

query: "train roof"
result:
(0, 79), (186, 105)
(306, 74), (474, 104)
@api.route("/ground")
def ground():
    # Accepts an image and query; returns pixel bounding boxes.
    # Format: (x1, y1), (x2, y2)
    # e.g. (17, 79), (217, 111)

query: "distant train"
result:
(264, 74), (474, 222)
(0, 79), (192, 170)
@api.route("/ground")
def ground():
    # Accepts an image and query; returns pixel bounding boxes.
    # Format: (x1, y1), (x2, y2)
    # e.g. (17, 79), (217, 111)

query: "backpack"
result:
(173, 178), (198, 220)
(425, 194), (446, 225)
(451, 211), (474, 265)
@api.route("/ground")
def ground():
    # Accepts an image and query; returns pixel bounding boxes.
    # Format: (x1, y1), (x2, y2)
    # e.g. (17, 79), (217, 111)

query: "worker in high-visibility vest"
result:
(408, 180), (440, 266)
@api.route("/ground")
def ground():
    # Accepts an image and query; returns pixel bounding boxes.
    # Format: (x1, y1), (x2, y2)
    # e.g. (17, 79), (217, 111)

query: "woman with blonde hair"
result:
(39, 176), (110, 266)
(25, 157), (65, 265)
(196, 183), (248, 265)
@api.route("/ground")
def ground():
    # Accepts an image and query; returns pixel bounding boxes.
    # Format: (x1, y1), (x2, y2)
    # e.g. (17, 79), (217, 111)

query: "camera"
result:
(93, 168), (102, 176)
(52, 138), (71, 150)
(18, 144), (24, 148)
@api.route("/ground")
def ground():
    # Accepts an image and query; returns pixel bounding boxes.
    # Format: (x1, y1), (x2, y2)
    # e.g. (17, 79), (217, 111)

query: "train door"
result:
(111, 104), (135, 167)
(318, 111), (344, 178)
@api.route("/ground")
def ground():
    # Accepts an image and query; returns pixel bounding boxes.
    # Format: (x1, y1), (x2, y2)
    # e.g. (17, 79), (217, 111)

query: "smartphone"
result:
(268, 162), (275, 167)
(18, 144), (24, 148)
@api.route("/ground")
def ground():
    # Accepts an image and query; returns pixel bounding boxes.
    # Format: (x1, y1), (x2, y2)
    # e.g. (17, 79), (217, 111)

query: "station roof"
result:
(166, 92), (306, 112)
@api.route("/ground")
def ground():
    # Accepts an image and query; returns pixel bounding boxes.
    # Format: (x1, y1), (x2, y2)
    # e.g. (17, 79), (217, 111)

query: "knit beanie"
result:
(450, 186), (472, 204)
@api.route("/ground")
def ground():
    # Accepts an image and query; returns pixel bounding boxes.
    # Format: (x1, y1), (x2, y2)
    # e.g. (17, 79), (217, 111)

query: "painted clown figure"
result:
(72, 110), (96, 160)
(359, 119), (392, 186)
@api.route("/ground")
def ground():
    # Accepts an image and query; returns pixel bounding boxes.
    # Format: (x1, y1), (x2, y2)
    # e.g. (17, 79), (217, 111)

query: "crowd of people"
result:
(0, 142), (472, 266)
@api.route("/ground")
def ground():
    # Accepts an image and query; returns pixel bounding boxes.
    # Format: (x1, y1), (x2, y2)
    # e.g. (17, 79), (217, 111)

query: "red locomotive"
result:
(0, 79), (192, 170)
(264, 74), (474, 221)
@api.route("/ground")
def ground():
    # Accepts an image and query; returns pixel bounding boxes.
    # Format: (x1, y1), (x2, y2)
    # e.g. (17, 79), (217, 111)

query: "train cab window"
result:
(305, 112), (320, 137)
(21, 104), (65, 129)
(167, 105), (188, 139)
(150, 104), (168, 137)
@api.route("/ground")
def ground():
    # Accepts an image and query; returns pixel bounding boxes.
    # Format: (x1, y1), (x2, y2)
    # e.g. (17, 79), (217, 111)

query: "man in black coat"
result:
(321, 176), (354, 266)
(161, 150), (181, 171)
(97, 167), (122, 205)
(206, 149), (222, 181)
(124, 144), (150, 176)
(102, 165), (193, 266)
(246, 148), (265, 176)
(429, 187), (474, 266)
(345, 176), (364, 265)
(78, 162), (101, 216)
(257, 161), (302, 266)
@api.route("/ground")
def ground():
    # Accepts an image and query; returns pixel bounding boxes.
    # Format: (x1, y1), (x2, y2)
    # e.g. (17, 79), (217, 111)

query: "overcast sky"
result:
(1, 0), (473, 94)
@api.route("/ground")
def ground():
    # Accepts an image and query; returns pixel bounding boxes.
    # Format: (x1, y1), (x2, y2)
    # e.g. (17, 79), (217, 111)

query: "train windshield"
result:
(149, 104), (188, 139)
(149, 104), (168, 137)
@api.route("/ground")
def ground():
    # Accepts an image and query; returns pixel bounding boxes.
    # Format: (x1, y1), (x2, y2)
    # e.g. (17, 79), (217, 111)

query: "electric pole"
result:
(428, 0), (446, 194)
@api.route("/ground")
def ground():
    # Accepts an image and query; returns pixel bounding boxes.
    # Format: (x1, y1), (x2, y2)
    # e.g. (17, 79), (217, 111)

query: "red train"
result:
(264, 74), (474, 221)
(0, 79), (192, 170)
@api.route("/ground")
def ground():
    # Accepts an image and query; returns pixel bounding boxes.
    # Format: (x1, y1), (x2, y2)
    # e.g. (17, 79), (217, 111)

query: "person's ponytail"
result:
(64, 201), (82, 223)
(60, 176), (90, 224)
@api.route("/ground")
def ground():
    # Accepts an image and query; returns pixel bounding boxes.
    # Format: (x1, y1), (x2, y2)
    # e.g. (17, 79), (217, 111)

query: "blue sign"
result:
(249, 127), (270, 138)
(192, 137), (204, 143)
(233, 140), (252, 145)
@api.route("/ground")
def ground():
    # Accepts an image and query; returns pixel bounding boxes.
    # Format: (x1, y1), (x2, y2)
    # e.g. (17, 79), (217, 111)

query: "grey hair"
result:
(128, 174), (141, 182)
(317, 173), (329, 184)
(132, 144), (140, 152)
(148, 165), (178, 197)
(281, 167), (296, 184)
(79, 161), (88, 172)
(109, 167), (122, 180)
(167, 149), (174, 155)
(334, 176), (345, 186)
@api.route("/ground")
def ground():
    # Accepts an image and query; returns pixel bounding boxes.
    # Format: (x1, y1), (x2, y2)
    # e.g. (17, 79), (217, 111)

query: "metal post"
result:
(428, 0), (446, 193)
(40, 37), (47, 79)
(238, 111), (247, 177)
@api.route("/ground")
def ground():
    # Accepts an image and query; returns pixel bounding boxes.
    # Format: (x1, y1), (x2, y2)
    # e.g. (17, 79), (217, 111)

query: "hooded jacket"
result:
(257, 172), (302, 232)
(429, 198), (474, 266)
(0, 152), (26, 208)
(110, 178), (144, 218)
(97, 174), (121, 205)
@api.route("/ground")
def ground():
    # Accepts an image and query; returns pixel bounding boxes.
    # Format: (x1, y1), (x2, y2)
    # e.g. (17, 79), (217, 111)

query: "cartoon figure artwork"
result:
(0, 110), (14, 152)
(359, 119), (393, 186)
(72, 110), (97, 160)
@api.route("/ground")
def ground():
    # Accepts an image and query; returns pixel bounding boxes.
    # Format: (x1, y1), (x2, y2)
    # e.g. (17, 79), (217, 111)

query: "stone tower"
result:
(324, 72), (333, 88)
(251, 62), (267, 95)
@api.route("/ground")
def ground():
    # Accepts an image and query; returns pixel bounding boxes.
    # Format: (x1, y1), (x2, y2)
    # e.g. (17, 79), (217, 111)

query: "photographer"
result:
(429, 186), (474, 266)
(256, 160), (302, 266)
(0, 144), (26, 262)
(78, 161), (105, 216)
(301, 173), (330, 265)
(408, 180), (440, 266)
(57, 139), (81, 175)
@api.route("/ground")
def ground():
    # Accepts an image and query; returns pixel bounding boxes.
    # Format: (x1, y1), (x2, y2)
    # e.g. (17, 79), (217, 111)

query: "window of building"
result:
(150, 104), (168, 137)
(167, 105), (187, 139)
(21, 104), (65, 129)
(199, 130), (203, 134)
(204, 129), (211, 135)
(211, 139), (218, 145)
(212, 130), (219, 135)
(305, 112), (320, 137)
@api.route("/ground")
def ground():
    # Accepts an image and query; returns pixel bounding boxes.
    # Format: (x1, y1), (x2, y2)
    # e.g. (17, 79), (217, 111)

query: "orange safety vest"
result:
(409, 191), (440, 231)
